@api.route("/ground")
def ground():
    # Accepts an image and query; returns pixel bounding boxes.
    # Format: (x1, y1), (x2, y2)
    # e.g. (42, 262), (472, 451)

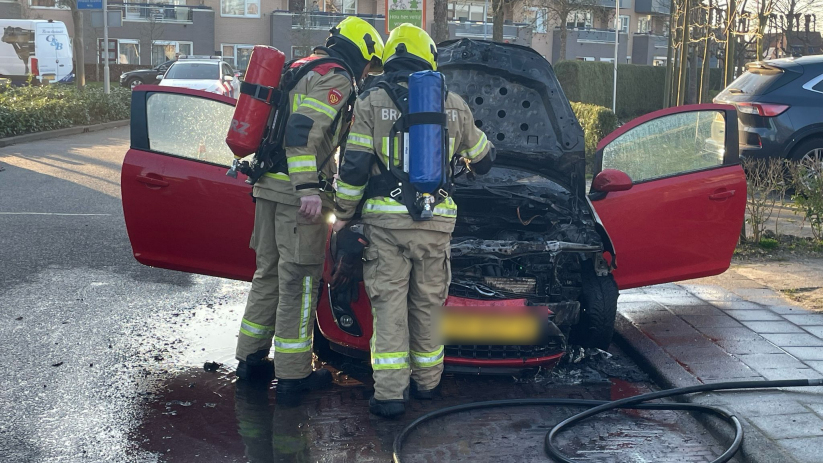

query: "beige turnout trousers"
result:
(362, 224), (451, 401)
(236, 198), (328, 379)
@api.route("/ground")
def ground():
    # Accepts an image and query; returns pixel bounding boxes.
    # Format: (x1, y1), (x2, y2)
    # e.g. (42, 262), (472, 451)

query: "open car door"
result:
(122, 85), (255, 281)
(589, 104), (746, 290)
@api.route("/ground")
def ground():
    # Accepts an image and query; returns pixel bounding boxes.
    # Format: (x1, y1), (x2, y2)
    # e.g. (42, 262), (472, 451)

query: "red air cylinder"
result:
(226, 45), (286, 158)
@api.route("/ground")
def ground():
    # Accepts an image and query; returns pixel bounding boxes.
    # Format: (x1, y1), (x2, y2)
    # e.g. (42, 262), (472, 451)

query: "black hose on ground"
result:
(393, 378), (823, 463)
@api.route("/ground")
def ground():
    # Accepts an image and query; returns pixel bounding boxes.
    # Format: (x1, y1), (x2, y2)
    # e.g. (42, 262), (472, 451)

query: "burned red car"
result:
(121, 40), (746, 374)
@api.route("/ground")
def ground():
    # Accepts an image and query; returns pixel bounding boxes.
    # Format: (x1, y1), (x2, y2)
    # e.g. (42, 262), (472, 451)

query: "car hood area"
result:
(437, 39), (586, 193)
(160, 79), (224, 94)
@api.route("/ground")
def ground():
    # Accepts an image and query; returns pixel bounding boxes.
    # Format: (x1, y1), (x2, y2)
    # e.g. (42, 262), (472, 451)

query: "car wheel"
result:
(569, 263), (619, 350)
(790, 137), (823, 187)
(127, 77), (143, 90)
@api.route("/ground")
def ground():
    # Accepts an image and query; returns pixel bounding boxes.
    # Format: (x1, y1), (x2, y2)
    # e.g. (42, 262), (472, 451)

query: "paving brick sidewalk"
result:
(615, 273), (823, 463)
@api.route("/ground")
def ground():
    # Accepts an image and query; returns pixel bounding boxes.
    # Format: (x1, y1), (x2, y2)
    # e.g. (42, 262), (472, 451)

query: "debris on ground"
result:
(530, 347), (649, 386)
(203, 361), (221, 372)
(51, 362), (63, 367)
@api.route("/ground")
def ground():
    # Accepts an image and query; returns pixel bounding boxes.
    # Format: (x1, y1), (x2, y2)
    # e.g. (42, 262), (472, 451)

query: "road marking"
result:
(0, 212), (111, 216)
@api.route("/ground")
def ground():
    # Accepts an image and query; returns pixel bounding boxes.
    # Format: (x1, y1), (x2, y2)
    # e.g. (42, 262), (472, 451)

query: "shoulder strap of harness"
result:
(362, 79), (453, 221)
(242, 55), (357, 186)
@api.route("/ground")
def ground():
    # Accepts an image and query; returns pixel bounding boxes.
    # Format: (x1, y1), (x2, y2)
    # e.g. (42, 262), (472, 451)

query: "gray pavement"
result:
(0, 127), (738, 462)
(616, 269), (823, 463)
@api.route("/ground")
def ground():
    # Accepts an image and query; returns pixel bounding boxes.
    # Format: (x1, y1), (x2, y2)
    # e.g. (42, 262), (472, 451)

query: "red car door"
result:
(590, 104), (746, 290)
(122, 85), (256, 281)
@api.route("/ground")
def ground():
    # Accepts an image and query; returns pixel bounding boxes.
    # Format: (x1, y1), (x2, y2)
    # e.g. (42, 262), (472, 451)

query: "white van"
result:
(0, 19), (73, 84)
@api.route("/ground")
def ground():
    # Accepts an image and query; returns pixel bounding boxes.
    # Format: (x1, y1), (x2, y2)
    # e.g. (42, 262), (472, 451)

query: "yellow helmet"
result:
(330, 16), (385, 70)
(383, 23), (437, 71)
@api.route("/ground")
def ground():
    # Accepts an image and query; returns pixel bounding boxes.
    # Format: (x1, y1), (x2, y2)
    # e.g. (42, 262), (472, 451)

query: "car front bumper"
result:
(316, 284), (571, 371)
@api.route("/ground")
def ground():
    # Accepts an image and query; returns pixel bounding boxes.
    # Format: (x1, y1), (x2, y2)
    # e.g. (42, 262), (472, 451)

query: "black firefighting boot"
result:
(410, 380), (440, 400)
(369, 396), (406, 418)
(236, 349), (275, 382)
(275, 368), (332, 402)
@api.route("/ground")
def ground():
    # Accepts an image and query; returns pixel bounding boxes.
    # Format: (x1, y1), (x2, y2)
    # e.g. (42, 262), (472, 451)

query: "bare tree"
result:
(771, 0), (818, 57)
(432, 0), (450, 43)
(291, 11), (317, 60)
(525, 0), (598, 59)
(139, 12), (166, 66)
(57, 0), (85, 88)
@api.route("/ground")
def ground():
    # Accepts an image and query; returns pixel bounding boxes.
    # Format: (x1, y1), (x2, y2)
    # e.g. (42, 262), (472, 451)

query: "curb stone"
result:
(0, 120), (129, 148)
(614, 312), (801, 463)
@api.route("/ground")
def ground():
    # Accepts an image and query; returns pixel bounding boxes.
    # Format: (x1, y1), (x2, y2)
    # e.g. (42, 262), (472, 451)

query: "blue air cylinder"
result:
(408, 71), (446, 194)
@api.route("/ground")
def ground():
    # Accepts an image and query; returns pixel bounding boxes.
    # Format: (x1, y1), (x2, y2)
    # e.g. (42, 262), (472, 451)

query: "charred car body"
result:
(122, 40), (746, 374)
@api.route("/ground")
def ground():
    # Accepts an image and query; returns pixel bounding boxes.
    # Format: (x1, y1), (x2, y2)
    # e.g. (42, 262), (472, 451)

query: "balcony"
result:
(290, 11), (381, 30)
(631, 33), (669, 65)
(552, 28), (629, 63)
(596, 0), (628, 9)
(634, 0), (670, 15)
(108, 3), (212, 24)
(573, 29), (619, 43)
(448, 20), (532, 45)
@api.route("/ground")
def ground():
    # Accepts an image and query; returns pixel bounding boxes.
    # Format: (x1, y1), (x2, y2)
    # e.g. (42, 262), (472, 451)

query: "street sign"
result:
(385, 0), (426, 34)
(91, 11), (122, 28)
(77, 0), (102, 10)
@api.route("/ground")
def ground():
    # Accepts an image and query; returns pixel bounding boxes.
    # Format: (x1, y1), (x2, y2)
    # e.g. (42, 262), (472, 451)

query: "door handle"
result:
(136, 175), (169, 187)
(709, 190), (735, 200)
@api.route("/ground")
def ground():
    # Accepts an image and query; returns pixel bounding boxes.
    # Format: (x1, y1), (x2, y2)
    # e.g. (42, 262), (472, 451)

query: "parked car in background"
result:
(121, 40), (746, 374)
(715, 55), (823, 164)
(157, 56), (239, 98)
(0, 19), (73, 85)
(119, 59), (175, 89)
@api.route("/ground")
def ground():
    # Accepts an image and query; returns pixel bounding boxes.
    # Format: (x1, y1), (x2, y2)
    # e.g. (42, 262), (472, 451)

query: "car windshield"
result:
(165, 63), (218, 80)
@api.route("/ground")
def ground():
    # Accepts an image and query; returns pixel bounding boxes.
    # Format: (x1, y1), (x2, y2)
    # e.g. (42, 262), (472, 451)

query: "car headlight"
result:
(120, 74), (127, 79)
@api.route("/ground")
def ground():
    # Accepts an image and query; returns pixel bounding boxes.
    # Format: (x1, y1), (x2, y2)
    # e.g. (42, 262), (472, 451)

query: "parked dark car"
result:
(119, 59), (175, 89)
(715, 55), (823, 164)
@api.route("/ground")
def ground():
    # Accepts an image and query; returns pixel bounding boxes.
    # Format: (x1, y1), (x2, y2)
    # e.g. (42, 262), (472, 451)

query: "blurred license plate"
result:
(440, 306), (547, 345)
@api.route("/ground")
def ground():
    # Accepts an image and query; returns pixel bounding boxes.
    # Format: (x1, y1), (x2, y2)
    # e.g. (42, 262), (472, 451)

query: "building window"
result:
(619, 15), (630, 33)
(152, 41), (192, 65)
(448, 2), (488, 21)
(119, 39), (140, 64)
(323, 0), (356, 14)
(567, 11), (592, 29)
(221, 44), (254, 70)
(97, 39), (117, 64)
(29, 0), (65, 8)
(637, 16), (650, 33)
(221, 0), (261, 18)
(601, 57), (614, 63)
(526, 7), (547, 33)
(291, 46), (312, 59)
(577, 56), (595, 61)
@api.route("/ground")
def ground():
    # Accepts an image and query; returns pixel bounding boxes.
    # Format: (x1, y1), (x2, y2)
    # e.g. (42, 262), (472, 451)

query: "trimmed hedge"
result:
(0, 85), (131, 138)
(556, 61), (723, 121)
(570, 101), (618, 171)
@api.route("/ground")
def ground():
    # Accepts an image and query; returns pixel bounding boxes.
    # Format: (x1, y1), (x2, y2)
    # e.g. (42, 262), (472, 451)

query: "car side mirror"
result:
(592, 169), (633, 193)
(224, 75), (234, 82)
(156, 75), (164, 80)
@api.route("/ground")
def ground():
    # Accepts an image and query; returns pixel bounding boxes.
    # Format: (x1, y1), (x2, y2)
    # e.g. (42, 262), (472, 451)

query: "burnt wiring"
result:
(516, 206), (541, 226)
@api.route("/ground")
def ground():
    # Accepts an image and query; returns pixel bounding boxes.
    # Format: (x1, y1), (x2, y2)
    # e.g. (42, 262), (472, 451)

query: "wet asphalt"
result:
(0, 128), (738, 462)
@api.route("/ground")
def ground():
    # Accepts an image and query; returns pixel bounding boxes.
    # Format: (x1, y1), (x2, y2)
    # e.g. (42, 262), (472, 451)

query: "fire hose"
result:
(393, 378), (823, 463)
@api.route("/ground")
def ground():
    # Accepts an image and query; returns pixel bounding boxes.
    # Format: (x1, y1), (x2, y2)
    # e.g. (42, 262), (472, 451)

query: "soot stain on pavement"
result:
(129, 343), (727, 462)
(127, 280), (728, 462)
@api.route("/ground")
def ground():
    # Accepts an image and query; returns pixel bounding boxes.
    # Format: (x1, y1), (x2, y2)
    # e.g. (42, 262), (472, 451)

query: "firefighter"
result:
(333, 24), (494, 418)
(235, 17), (384, 401)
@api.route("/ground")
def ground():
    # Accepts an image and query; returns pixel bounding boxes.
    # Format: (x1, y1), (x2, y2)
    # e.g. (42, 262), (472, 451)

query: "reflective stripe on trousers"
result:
(410, 346), (444, 368)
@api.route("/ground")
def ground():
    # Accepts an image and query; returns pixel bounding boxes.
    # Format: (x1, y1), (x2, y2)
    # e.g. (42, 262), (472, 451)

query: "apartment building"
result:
(2, 0), (669, 69)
